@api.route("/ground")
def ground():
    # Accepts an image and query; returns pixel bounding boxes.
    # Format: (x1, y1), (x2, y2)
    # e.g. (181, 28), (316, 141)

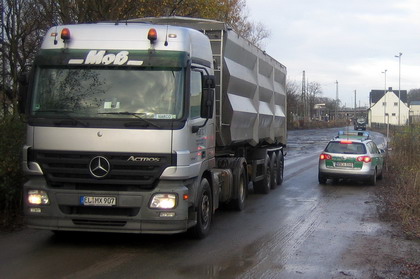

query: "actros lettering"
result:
(127, 156), (161, 162)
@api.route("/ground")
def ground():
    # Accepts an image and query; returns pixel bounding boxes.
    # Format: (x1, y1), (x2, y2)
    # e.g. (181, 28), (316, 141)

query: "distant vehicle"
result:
(354, 117), (367, 130)
(318, 131), (385, 185)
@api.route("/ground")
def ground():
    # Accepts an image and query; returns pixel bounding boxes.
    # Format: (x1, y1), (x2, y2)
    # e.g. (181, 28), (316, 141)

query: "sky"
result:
(246, 0), (420, 108)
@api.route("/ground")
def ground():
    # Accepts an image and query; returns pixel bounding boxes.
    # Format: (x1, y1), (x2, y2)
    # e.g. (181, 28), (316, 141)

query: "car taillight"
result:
(320, 153), (332, 160)
(357, 156), (371, 163)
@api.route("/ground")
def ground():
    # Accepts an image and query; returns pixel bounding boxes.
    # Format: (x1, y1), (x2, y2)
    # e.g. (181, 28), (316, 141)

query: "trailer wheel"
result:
(230, 160), (247, 211)
(189, 178), (212, 239)
(254, 155), (270, 194)
(270, 153), (278, 189)
(276, 151), (284, 186)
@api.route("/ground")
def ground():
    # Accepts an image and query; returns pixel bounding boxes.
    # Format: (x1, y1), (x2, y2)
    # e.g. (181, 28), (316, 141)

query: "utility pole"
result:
(354, 90), (357, 119)
(395, 52), (402, 125)
(382, 70), (387, 124)
(301, 70), (306, 120)
(335, 80), (338, 121)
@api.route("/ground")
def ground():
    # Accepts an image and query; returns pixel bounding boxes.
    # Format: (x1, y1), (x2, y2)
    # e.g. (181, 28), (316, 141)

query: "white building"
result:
(410, 101), (420, 124)
(368, 88), (410, 126)
(410, 101), (420, 115)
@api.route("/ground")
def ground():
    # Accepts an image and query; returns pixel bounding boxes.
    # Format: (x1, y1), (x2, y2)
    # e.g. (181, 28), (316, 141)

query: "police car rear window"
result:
(325, 142), (366, 154)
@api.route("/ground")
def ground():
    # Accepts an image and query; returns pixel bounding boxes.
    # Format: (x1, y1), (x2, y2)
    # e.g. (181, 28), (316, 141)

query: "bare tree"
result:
(1, 0), (50, 115)
(307, 81), (322, 118)
(286, 79), (300, 125)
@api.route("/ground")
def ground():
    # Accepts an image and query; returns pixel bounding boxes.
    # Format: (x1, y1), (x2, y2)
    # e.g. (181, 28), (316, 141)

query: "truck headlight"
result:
(150, 193), (177, 209)
(27, 190), (49, 205)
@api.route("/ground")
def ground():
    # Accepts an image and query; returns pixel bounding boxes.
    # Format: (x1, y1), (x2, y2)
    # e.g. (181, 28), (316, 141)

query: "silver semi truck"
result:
(21, 17), (287, 238)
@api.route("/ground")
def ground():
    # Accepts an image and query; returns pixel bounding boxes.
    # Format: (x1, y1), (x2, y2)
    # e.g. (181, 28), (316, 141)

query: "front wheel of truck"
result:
(189, 178), (212, 239)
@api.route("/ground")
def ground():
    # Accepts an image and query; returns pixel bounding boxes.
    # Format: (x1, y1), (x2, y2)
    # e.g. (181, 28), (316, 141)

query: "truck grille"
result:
(34, 151), (176, 191)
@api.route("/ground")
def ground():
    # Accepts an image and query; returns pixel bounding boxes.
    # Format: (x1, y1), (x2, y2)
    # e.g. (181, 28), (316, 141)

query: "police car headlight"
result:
(28, 190), (50, 205)
(150, 194), (177, 209)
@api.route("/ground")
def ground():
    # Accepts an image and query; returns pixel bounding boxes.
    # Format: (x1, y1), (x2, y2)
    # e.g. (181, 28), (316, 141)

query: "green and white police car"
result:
(318, 131), (385, 185)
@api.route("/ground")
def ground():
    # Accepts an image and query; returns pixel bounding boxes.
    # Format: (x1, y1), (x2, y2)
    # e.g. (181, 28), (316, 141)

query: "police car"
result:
(318, 131), (385, 185)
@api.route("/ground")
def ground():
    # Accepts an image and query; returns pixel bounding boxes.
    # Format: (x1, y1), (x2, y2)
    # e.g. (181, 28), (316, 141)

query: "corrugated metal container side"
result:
(133, 17), (287, 147)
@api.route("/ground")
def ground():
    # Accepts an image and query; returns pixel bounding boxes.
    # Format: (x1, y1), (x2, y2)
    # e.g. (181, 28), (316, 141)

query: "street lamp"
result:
(382, 69), (387, 124)
(395, 52), (402, 125)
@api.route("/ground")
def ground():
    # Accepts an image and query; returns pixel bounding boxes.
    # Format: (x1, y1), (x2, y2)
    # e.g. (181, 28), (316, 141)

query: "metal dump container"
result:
(133, 17), (287, 147)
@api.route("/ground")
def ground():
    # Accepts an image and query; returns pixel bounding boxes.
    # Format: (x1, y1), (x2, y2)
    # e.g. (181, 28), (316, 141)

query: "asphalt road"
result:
(1, 127), (417, 279)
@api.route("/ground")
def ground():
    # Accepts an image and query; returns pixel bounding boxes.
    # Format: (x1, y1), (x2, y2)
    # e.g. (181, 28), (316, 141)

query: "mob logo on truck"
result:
(68, 50), (144, 66)
(89, 156), (111, 178)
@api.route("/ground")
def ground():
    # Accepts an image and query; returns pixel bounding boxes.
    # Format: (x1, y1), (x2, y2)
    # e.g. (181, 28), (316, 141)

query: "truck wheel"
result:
(230, 161), (247, 211)
(270, 153), (278, 189)
(254, 155), (270, 194)
(276, 152), (284, 186)
(189, 178), (212, 239)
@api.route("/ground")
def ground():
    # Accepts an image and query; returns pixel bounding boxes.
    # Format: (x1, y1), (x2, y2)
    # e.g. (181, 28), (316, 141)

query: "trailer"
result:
(21, 17), (287, 238)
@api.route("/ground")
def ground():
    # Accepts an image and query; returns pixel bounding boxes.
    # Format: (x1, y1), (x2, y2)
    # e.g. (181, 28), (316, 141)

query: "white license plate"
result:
(80, 196), (117, 206)
(335, 162), (353, 167)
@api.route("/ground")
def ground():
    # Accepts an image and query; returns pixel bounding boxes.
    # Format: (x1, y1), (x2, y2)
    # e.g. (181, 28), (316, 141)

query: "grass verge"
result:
(376, 124), (420, 239)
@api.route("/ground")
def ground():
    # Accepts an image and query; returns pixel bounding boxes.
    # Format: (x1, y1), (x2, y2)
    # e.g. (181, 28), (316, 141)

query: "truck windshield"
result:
(31, 67), (184, 120)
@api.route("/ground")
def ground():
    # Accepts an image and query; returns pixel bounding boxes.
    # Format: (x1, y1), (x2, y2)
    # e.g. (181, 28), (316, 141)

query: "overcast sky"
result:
(246, 0), (420, 107)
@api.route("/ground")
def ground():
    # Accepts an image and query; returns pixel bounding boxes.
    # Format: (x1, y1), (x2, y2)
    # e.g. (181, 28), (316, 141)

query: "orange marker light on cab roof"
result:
(61, 28), (71, 41)
(148, 28), (158, 43)
(340, 140), (352, 144)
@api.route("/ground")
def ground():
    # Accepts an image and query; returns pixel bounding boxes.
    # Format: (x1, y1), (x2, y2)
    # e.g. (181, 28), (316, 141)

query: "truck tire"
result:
(189, 178), (212, 239)
(270, 153), (278, 189)
(254, 155), (270, 194)
(276, 151), (284, 186)
(230, 159), (247, 211)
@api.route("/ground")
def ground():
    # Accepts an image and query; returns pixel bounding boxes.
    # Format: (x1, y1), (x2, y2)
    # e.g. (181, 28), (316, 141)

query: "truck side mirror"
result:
(192, 75), (215, 133)
(200, 75), (215, 119)
(203, 75), (216, 89)
(200, 89), (214, 119)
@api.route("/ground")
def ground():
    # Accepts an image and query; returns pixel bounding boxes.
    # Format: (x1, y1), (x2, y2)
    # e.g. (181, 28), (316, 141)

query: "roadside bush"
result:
(378, 124), (420, 239)
(0, 116), (26, 230)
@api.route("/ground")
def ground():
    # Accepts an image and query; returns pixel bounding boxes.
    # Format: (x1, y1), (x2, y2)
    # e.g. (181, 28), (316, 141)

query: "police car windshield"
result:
(31, 67), (184, 120)
(325, 142), (366, 154)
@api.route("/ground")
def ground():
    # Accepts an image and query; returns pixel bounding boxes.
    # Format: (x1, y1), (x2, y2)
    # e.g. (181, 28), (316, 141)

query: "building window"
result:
(394, 102), (398, 106)
(383, 102), (386, 106)
(392, 113), (396, 116)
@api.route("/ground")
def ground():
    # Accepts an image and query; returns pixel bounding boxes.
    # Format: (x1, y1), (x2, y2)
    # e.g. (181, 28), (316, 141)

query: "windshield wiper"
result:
(35, 110), (89, 127)
(98, 112), (161, 129)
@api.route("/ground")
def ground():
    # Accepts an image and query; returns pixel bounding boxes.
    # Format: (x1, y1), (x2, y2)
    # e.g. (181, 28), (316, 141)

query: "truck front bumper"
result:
(24, 177), (195, 234)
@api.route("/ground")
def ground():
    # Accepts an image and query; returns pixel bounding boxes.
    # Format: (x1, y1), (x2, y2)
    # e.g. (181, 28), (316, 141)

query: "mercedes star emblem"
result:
(89, 156), (111, 178)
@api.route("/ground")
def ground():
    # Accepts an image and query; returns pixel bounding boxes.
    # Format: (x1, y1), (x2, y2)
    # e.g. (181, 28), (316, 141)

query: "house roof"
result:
(410, 101), (420, 106)
(370, 89), (407, 104)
